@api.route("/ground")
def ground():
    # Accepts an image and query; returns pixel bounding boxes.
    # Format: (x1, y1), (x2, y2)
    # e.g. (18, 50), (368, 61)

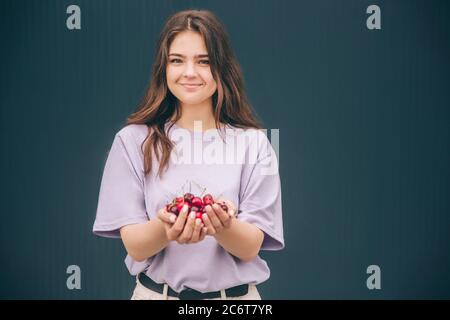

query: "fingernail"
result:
(170, 215), (176, 223)
(195, 219), (201, 225)
(203, 228), (207, 233)
(189, 212), (195, 219)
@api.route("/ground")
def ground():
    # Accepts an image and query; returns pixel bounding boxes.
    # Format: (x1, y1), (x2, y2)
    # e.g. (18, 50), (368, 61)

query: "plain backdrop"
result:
(0, 0), (449, 299)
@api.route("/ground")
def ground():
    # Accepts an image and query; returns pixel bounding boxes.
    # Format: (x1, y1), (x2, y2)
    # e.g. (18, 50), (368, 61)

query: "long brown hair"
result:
(126, 9), (263, 178)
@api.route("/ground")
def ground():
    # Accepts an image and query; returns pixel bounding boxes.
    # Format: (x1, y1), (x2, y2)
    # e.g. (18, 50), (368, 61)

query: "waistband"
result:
(137, 272), (250, 300)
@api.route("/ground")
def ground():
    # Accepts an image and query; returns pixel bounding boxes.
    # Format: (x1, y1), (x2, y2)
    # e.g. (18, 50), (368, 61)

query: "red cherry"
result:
(176, 201), (185, 213)
(175, 197), (184, 204)
(195, 211), (203, 221)
(205, 199), (213, 207)
(221, 204), (228, 212)
(166, 203), (179, 216)
(203, 194), (214, 206)
(218, 201), (228, 212)
(184, 193), (194, 203)
(173, 192), (224, 220)
(191, 197), (203, 208)
(203, 194), (213, 201)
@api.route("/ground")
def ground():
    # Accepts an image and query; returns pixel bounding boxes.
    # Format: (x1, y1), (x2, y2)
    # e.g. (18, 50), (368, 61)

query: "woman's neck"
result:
(174, 100), (219, 131)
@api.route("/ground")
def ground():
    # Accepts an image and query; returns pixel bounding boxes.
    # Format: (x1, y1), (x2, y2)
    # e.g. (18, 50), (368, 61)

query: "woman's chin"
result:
(177, 97), (209, 106)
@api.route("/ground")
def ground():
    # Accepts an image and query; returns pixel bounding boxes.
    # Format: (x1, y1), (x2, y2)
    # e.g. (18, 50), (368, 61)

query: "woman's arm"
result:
(120, 218), (169, 262)
(213, 218), (264, 262)
(121, 205), (208, 262)
(201, 202), (264, 262)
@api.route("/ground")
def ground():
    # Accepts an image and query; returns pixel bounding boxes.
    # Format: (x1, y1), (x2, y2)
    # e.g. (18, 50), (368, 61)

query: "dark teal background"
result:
(1, 0), (449, 299)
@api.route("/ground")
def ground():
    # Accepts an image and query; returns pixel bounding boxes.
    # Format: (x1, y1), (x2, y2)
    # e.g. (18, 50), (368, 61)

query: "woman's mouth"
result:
(180, 83), (203, 90)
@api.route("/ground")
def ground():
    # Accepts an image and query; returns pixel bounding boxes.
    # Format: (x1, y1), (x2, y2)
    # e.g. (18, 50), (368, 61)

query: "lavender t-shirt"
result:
(93, 122), (284, 293)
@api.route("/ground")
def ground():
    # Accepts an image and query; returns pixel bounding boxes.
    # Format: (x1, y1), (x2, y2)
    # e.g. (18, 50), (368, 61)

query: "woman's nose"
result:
(182, 61), (197, 77)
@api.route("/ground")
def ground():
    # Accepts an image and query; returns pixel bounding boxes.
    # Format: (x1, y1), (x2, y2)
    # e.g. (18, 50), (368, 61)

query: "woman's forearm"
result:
(120, 218), (170, 262)
(213, 218), (264, 262)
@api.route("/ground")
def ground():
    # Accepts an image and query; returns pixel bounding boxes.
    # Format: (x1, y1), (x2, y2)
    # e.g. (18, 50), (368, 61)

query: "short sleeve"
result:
(238, 130), (285, 251)
(92, 132), (149, 238)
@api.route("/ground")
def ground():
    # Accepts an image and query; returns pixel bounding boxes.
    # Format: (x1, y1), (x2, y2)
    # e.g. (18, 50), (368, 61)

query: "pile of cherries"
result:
(166, 193), (228, 222)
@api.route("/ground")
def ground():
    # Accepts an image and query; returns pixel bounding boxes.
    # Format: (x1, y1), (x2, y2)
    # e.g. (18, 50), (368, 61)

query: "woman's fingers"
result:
(212, 203), (230, 226)
(223, 199), (236, 217)
(205, 205), (224, 233)
(157, 207), (177, 224)
(177, 211), (196, 244)
(216, 198), (236, 217)
(202, 212), (217, 235)
(168, 204), (188, 240)
(199, 226), (207, 241)
(161, 202), (211, 243)
(189, 218), (203, 243)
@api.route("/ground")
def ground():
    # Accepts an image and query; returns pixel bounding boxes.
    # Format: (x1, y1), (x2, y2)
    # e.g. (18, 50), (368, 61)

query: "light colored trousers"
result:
(130, 275), (262, 300)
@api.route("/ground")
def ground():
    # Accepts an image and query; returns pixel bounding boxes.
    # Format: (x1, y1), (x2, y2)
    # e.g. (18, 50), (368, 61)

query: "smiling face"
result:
(166, 31), (217, 107)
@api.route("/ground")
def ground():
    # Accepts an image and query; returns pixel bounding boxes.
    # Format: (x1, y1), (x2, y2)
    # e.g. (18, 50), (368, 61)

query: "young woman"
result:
(93, 9), (284, 300)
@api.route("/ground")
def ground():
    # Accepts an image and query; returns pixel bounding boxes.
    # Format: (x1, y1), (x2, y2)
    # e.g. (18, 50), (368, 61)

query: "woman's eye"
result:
(169, 59), (209, 65)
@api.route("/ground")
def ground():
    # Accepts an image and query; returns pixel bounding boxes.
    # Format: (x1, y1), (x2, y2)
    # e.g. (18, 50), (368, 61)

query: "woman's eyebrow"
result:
(168, 53), (209, 58)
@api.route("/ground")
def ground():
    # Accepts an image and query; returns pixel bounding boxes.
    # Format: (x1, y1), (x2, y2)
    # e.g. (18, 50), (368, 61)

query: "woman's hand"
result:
(157, 204), (207, 244)
(202, 199), (237, 236)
